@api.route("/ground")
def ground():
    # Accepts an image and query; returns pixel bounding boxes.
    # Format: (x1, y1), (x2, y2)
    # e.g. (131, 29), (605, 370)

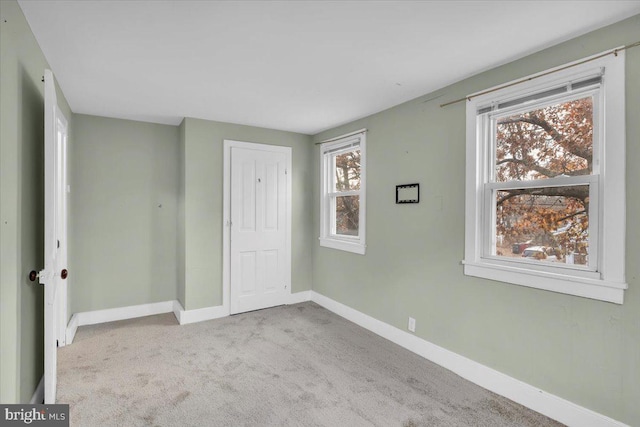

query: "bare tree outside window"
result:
(333, 150), (361, 235)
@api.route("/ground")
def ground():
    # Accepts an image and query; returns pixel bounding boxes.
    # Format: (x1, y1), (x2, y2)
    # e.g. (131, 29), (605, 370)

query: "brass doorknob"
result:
(61, 269), (68, 280)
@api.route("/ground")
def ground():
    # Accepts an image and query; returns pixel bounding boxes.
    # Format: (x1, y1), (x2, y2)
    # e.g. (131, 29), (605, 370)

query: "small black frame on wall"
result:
(396, 183), (419, 204)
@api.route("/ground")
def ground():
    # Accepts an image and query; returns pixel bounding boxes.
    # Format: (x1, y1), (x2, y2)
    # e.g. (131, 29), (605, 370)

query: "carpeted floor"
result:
(57, 302), (563, 426)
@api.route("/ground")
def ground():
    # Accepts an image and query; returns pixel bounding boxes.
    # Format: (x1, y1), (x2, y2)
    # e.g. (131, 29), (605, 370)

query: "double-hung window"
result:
(464, 50), (627, 303)
(320, 130), (366, 254)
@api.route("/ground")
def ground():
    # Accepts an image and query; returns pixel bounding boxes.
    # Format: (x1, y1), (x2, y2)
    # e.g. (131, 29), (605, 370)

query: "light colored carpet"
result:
(57, 302), (562, 426)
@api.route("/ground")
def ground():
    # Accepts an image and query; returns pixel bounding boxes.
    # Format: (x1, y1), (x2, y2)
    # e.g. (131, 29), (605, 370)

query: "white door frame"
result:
(222, 140), (292, 314)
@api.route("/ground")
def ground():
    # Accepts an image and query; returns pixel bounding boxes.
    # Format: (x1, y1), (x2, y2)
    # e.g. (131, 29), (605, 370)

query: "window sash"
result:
(484, 174), (595, 191)
(329, 149), (361, 194)
(479, 86), (602, 274)
(327, 184), (361, 239)
(482, 176), (599, 273)
(329, 194), (361, 240)
(327, 190), (360, 197)
(320, 130), (366, 254)
(483, 89), (601, 185)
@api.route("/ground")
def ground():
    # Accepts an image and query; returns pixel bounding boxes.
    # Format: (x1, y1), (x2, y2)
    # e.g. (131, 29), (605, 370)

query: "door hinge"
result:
(57, 240), (60, 249)
(285, 168), (288, 175)
(56, 340), (59, 348)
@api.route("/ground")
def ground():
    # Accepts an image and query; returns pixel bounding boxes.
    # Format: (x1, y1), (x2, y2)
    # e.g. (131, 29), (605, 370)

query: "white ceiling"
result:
(18, 1), (640, 135)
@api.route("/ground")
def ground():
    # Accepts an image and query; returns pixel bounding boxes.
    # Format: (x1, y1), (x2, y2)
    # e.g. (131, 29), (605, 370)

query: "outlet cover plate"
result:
(408, 317), (416, 332)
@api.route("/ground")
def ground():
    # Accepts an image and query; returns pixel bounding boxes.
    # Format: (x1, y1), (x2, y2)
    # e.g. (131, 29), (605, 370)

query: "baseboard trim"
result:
(286, 290), (312, 305)
(174, 291), (312, 325)
(65, 313), (79, 345)
(172, 300), (184, 324)
(175, 302), (229, 325)
(73, 300), (176, 328)
(65, 292), (312, 332)
(309, 291), (627, 427)
(29, 375), (44, 404)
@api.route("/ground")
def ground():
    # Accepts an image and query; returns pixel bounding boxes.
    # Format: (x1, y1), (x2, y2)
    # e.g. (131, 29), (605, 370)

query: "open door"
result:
(41, 69), (68, 404)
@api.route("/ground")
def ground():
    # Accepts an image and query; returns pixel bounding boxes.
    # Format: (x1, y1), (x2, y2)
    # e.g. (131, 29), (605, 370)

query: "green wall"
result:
(0, 0), (73, 403)
(312, 15), (640, 425)
(69, 114), (315, 313)
(180, 118), (313, 310)
(69, 115), (179, 313)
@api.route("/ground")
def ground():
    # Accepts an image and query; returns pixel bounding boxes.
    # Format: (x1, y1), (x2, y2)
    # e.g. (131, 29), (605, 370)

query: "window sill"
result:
(319, 237), (366, 255)
(462, 260), (626, 304)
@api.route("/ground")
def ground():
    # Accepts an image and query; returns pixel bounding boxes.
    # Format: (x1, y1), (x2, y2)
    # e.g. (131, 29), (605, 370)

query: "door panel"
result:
(263, 250), (279, 292)
(264, 163), (278, 230)
(239, 252), (257, 294)
(230, 146), (289, 314)
(240, 160), (256, 231)
(43, 69), (68, 404)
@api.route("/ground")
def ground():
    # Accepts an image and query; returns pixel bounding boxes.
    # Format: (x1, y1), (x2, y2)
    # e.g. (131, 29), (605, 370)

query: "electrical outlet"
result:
(408, 317), (416, 333)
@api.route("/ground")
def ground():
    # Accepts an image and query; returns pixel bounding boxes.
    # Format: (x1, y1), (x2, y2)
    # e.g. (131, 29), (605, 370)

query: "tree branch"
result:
(556, 209), (587, 223)
(499, 115), (592, 163)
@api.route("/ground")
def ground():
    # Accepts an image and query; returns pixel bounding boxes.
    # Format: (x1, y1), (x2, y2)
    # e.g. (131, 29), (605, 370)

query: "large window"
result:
(464, 51), (627, 303)
(320, 130), (366, 254)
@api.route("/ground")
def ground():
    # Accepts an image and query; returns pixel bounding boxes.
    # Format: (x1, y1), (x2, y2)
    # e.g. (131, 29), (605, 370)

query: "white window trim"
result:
(463, 50), (627, 304)
(319, 130), (366, 255)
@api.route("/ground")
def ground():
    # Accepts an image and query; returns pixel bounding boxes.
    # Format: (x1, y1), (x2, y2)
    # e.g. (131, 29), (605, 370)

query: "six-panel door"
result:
(230, 146), (288, 314)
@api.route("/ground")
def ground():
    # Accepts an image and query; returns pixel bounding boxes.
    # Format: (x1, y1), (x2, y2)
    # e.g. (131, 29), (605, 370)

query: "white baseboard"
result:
(172, 300), (184, 323)
(66, 292), (312, 334)
(286, 290), (312, 305)
(174, 291), (312, 325)
(29, 375), (44, 404)
(66, 301), (177, 344)
(72, 300), (176, 328)
(309, 291), (627, 427)
(65, 313), (79, 345)
(174, 301), (229, 325)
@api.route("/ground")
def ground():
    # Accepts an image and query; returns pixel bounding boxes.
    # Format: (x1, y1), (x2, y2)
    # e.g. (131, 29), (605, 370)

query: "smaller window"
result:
(320, 130), (366, 254)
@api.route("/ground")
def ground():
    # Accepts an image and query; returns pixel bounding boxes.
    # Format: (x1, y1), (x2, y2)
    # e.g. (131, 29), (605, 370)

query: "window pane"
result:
(333, 149), (361, 191)
(335, 195), (359, 236)
(495, 96), (593, 182)
(495, 185), (589, 266)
